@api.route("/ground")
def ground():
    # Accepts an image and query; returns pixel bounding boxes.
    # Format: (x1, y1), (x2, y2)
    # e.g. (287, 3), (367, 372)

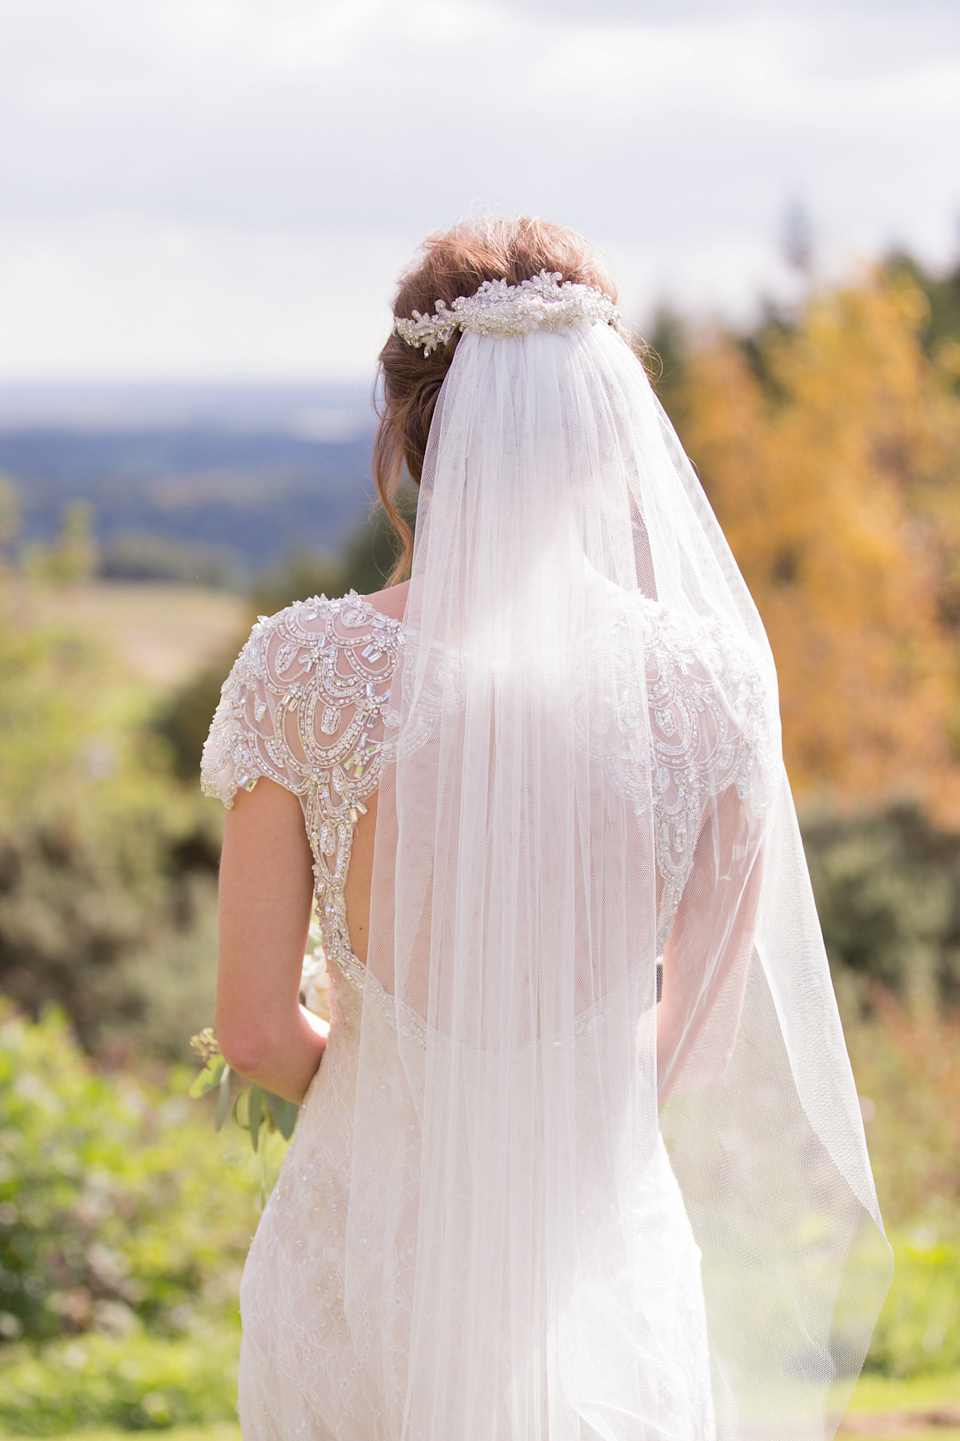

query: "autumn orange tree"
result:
(673, 272), (960, 822)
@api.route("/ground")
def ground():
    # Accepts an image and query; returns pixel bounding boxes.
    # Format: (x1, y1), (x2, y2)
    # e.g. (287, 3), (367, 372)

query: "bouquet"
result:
(189, 915), (330, 1169)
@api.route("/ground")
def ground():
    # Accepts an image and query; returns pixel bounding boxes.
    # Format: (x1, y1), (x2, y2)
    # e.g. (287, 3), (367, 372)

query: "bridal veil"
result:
(342, 272), (889, 1441)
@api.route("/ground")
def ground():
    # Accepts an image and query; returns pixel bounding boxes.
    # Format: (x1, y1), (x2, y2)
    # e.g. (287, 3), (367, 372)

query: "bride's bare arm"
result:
(215, 776), (325, 1103)
(656, 788), (764, 1102)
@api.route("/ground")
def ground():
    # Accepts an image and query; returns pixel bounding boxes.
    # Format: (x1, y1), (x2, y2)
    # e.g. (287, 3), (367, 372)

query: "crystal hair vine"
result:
(394, 270), (620, 356)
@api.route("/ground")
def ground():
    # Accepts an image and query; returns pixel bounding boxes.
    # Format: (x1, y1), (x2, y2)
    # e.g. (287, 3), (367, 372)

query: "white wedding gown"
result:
(202, 590), (772, 1441)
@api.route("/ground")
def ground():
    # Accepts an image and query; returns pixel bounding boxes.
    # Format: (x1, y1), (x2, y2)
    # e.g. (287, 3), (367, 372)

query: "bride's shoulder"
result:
(358, 579), (409, 625)
(242, 585), (406, 650)
(611, 594), (773, 735)
(282, 581), (408, 630)
(614, 593), (755, 666)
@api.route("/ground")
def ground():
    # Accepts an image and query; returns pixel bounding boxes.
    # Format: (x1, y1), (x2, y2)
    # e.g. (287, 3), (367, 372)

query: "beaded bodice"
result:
(211, 593), (728, 1441)
(203, 591), (771, 1029)
(201, 593), (403, 994)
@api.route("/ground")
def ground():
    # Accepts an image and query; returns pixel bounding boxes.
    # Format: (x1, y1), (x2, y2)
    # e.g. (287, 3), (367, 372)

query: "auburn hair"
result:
(373, 217), (618, 584)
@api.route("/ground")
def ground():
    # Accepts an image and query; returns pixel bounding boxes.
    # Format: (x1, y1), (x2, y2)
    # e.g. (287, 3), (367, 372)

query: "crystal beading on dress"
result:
(201, 588), (771, 1013)
(201, 592), (403, 1007)
(608, 598), (776, 951)
(200, 588), (743, 1438)
(394, 269), (620, 356)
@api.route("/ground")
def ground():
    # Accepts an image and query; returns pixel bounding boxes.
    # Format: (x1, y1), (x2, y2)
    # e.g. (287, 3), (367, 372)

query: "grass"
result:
(0, 1375), (957, 1441)
(0, 1431), (240, 1441)
(37, 582), (248, 692)
(835, 1371), (960, 1437)
(851, 1370), (960, 1412)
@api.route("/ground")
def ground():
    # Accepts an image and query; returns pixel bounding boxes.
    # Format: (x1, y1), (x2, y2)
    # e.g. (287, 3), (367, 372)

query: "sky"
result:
(1, 0), (959, 381)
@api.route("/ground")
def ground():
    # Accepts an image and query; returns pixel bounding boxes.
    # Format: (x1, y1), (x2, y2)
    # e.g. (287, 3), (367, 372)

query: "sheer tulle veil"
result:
(344, 273), (891, 1441)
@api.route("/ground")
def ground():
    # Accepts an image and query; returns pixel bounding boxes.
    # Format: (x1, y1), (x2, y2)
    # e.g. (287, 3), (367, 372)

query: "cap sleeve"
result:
(201, 605), (317, 809)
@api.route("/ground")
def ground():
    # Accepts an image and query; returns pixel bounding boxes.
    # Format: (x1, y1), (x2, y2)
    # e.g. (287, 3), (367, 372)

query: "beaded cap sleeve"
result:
(201, 594), (403, 984)
(201, 593), (402, 813)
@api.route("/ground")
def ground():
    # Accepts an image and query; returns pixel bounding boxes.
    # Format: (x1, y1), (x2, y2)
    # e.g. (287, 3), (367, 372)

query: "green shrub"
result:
(0, 576), (224, 1061)
(0, 800), (222, 1062)
(866, 1226), (960, 1375)
(99, 533), (235, 589)
(0, 1004), (259, 1347)
(843, 997), (960, 1376)
(843, 997), (960, 1226)
(0, 1328), (239, 1434)
(151, 662), (241, 787)
(803, 803), (960, 1013)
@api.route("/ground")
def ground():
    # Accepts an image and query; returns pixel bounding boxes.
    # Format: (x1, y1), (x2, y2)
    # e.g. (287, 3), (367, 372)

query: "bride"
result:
(202, 218), (890, 1441)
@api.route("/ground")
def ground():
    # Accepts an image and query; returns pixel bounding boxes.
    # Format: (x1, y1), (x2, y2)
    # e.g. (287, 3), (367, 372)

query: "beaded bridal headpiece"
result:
(394, 269), (620, 356)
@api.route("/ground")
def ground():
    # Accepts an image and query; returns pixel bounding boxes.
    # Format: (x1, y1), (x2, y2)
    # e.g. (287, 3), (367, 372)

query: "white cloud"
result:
(1, 0), (958, 377)
(0, 214), (417, 380)
(156, 0), (386, 73)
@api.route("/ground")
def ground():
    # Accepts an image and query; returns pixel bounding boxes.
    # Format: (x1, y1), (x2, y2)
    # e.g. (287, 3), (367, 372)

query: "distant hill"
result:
(0, 381), (378, 578)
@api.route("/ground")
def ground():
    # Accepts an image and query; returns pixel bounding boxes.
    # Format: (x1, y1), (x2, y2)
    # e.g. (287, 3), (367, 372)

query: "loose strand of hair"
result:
(372, 414), (414, 585)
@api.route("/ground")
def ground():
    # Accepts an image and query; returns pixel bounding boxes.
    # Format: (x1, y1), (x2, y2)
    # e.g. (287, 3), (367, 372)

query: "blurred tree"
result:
(883, 250), (960, 370)
(643, 305), (691, 425)
(340, 485), (418, 593)
(153, 659), (237, 785)
(0, 799), (221, 1059)
(155, 491), (418, 782)
(781, 201), (815, 280)
(735, 298), (798, 402)
(23, 501), (98, 585)
(0, 574), (221, 1058)
(99, 531), (235, 589)
(804, 803), (960, 1015)
(0, 473), (19, 555)
(676, 271), (960, 821)
(250, 548), (344, 617)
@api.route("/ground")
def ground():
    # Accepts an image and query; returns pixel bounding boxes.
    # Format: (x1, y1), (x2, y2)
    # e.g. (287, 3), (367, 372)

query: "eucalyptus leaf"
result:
(189, 1056), (225, 1099)
(248, 1083), (262, 1153)
(215, 1063), (232, 1131)
(265, 1090), (299, 1140)
(234, 1087), (249, 1129)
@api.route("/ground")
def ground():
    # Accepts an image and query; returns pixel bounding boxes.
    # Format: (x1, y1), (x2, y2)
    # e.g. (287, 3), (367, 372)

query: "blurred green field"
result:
(1, 1373), (958, 1441)
(0, 1431), (240, 1441)
(37, 580), (248, 692)
(838, 1370), (960, 1435)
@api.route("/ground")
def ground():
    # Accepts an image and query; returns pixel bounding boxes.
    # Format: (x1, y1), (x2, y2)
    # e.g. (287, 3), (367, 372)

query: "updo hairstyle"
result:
(374, 216), (618, 583)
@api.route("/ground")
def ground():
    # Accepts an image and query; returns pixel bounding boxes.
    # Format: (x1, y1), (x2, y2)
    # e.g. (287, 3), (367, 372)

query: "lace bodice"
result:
(201, 592), (403, 993)
(611, 598), (774, 941)
(201, 591), (763, 1441)
(203, 590), (770, 987)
